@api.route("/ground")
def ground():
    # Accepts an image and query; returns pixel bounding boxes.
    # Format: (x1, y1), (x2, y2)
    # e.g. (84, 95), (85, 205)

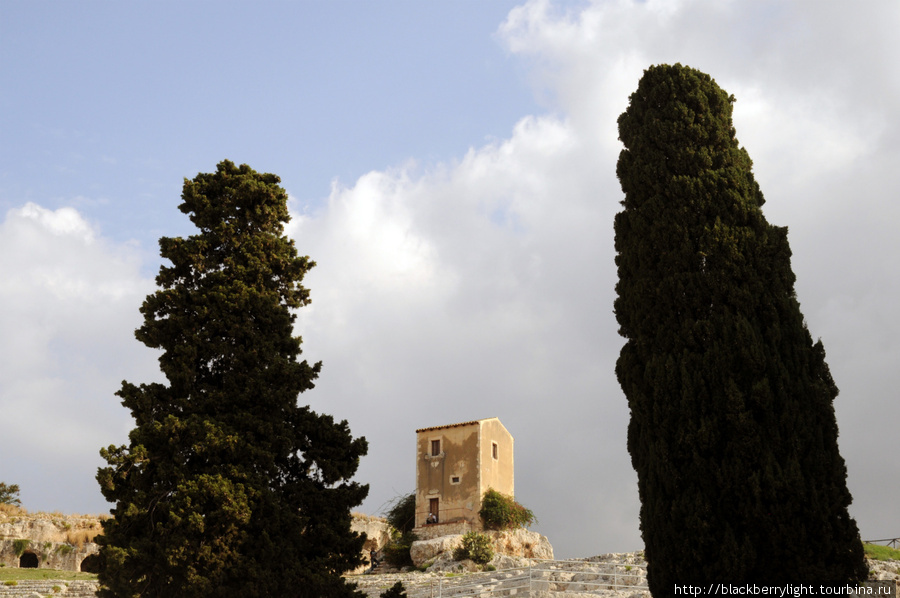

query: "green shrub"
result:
(479, 488), (536, 530)
(380, 581), (407, 598)
(4, 581), (17, 587)
(12, 539), (30, 557)
(453, 531), (494, 565)
(382, 529), (417, 569)
(384, 492), (416, 534)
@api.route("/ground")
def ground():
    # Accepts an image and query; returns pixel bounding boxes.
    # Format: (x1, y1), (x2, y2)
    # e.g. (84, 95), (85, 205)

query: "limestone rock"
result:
(348, 513), (393, 575)
(351, 513), (392, 552)
(410, 528), (553, 569)
(866, 558), (900, 583)
(487, 528), (554, 560)
(410, 534), (463, 567)
(424, 551), (483, 573)
(493, 553), (532, 570)
(0, 508), (102, 571)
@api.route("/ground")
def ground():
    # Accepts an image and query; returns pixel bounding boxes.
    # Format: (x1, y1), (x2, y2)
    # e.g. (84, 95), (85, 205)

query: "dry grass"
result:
(1, 506), (107, 546)
(29, 511), (109, 521)
(352, 511), (388, 523)
(0, 503), (25, 516)
(64, 528), (102, 549)
(0, 504), (108, 521)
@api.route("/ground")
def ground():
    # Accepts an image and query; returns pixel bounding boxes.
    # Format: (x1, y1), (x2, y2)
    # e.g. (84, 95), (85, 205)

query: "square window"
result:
(451, 476), (460, 484)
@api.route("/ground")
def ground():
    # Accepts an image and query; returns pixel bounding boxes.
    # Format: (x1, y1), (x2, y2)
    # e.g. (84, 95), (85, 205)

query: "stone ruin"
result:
(0, 508), (101, 572)
(0, 506), (392, 575)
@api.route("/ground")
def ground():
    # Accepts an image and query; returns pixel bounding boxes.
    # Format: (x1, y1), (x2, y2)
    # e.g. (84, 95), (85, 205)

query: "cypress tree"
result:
(96, 161), (368, 597)
(614, 65), (866, 592)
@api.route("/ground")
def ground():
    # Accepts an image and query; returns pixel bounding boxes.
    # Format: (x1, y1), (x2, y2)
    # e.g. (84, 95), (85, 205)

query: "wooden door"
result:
(429, 498), (439, 523)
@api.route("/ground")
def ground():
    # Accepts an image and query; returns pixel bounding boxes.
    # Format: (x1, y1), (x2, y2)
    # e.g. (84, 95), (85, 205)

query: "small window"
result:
(492, 442), (499, 460)
(431, 439), (441, 456)
(451, 476), (461, 484)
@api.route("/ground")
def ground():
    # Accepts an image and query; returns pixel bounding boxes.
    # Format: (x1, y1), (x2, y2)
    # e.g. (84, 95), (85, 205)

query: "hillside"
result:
(0, 505), (102, 572)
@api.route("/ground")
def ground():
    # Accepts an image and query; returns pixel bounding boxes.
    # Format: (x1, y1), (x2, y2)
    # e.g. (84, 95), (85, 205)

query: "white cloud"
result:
(285, 76), (629, 555)
(284, 0), (900, 556)
(0, 203), (156, 513)
(2, 0), (897, 558)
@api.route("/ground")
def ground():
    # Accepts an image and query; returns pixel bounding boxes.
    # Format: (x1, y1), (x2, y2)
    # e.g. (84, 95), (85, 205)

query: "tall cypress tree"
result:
(614, 65), (866, 592)
(96, 161), (368, 598)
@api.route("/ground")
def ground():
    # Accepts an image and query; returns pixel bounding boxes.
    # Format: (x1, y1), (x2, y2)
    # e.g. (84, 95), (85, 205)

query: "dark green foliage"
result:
(12, 540), (30, 558)
(452, 532), (494, 565)
(614, 64), (867, 592)
(479, 488), (536, 530)
(382, 530), (416, 569)
(95, 161), (368, 598)
(379, 581), (407, 598)
(384, 492), (416, 534)
(0, 483), (21, 506)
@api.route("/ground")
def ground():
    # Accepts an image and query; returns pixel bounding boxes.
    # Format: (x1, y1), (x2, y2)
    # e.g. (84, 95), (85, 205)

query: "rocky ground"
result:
(348, 551), (900, 598)
(4, 507), (897, 597)
(349, 552), (643, 598)
(410, 528), (554, 570)
(868, 557), (900, 583)
(0, 507), (104, 545)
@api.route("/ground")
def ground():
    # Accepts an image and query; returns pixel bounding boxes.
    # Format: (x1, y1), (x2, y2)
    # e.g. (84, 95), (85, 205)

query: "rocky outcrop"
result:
(0, 508), (102, 571)
(409, 528), (553, 569)
(488, 528), (554, 560)
(348, 513), (393, 575)
(0, 508), (392, 576)
(351, 513), (392, 552)
(0, 510), (103, 545)
(867, 558), (900, 583)
(409, 534), (464, 567)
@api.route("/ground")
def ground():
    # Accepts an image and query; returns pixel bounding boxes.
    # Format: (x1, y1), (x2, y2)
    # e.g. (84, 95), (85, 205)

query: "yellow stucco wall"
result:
(414, 418), (514, 530)
(478, 418), (514, 499)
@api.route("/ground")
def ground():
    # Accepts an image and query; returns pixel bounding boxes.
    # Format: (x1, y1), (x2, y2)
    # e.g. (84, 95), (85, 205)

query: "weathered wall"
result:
(416, 422), (481, 528)
(0, 509), (388, 575)
(415, 418), (516, 530)
(478, 418), (514, 500)
(412, 520), (473, 541)
(409, 528), (554, 568)
(0, 538), (99, 571)
(348, 513), (393, 575)
(0, 509), (102, 571)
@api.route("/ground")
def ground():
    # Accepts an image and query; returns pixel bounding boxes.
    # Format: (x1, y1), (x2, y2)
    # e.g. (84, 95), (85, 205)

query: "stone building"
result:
(413, 418), (514, 539)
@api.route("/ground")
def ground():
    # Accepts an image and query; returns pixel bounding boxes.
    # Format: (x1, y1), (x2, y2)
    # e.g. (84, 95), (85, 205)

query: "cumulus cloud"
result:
(3, 0), (897, 558)
(285, 0), (900, 555)
(0, 203), (156, 513)
(493, 0), (900, 551)
(283, 107), (632, 552)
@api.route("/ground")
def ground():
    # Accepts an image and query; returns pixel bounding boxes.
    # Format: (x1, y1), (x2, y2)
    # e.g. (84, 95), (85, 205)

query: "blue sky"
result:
(2, 0), (899, 560)
(2, 1), (541, 254)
